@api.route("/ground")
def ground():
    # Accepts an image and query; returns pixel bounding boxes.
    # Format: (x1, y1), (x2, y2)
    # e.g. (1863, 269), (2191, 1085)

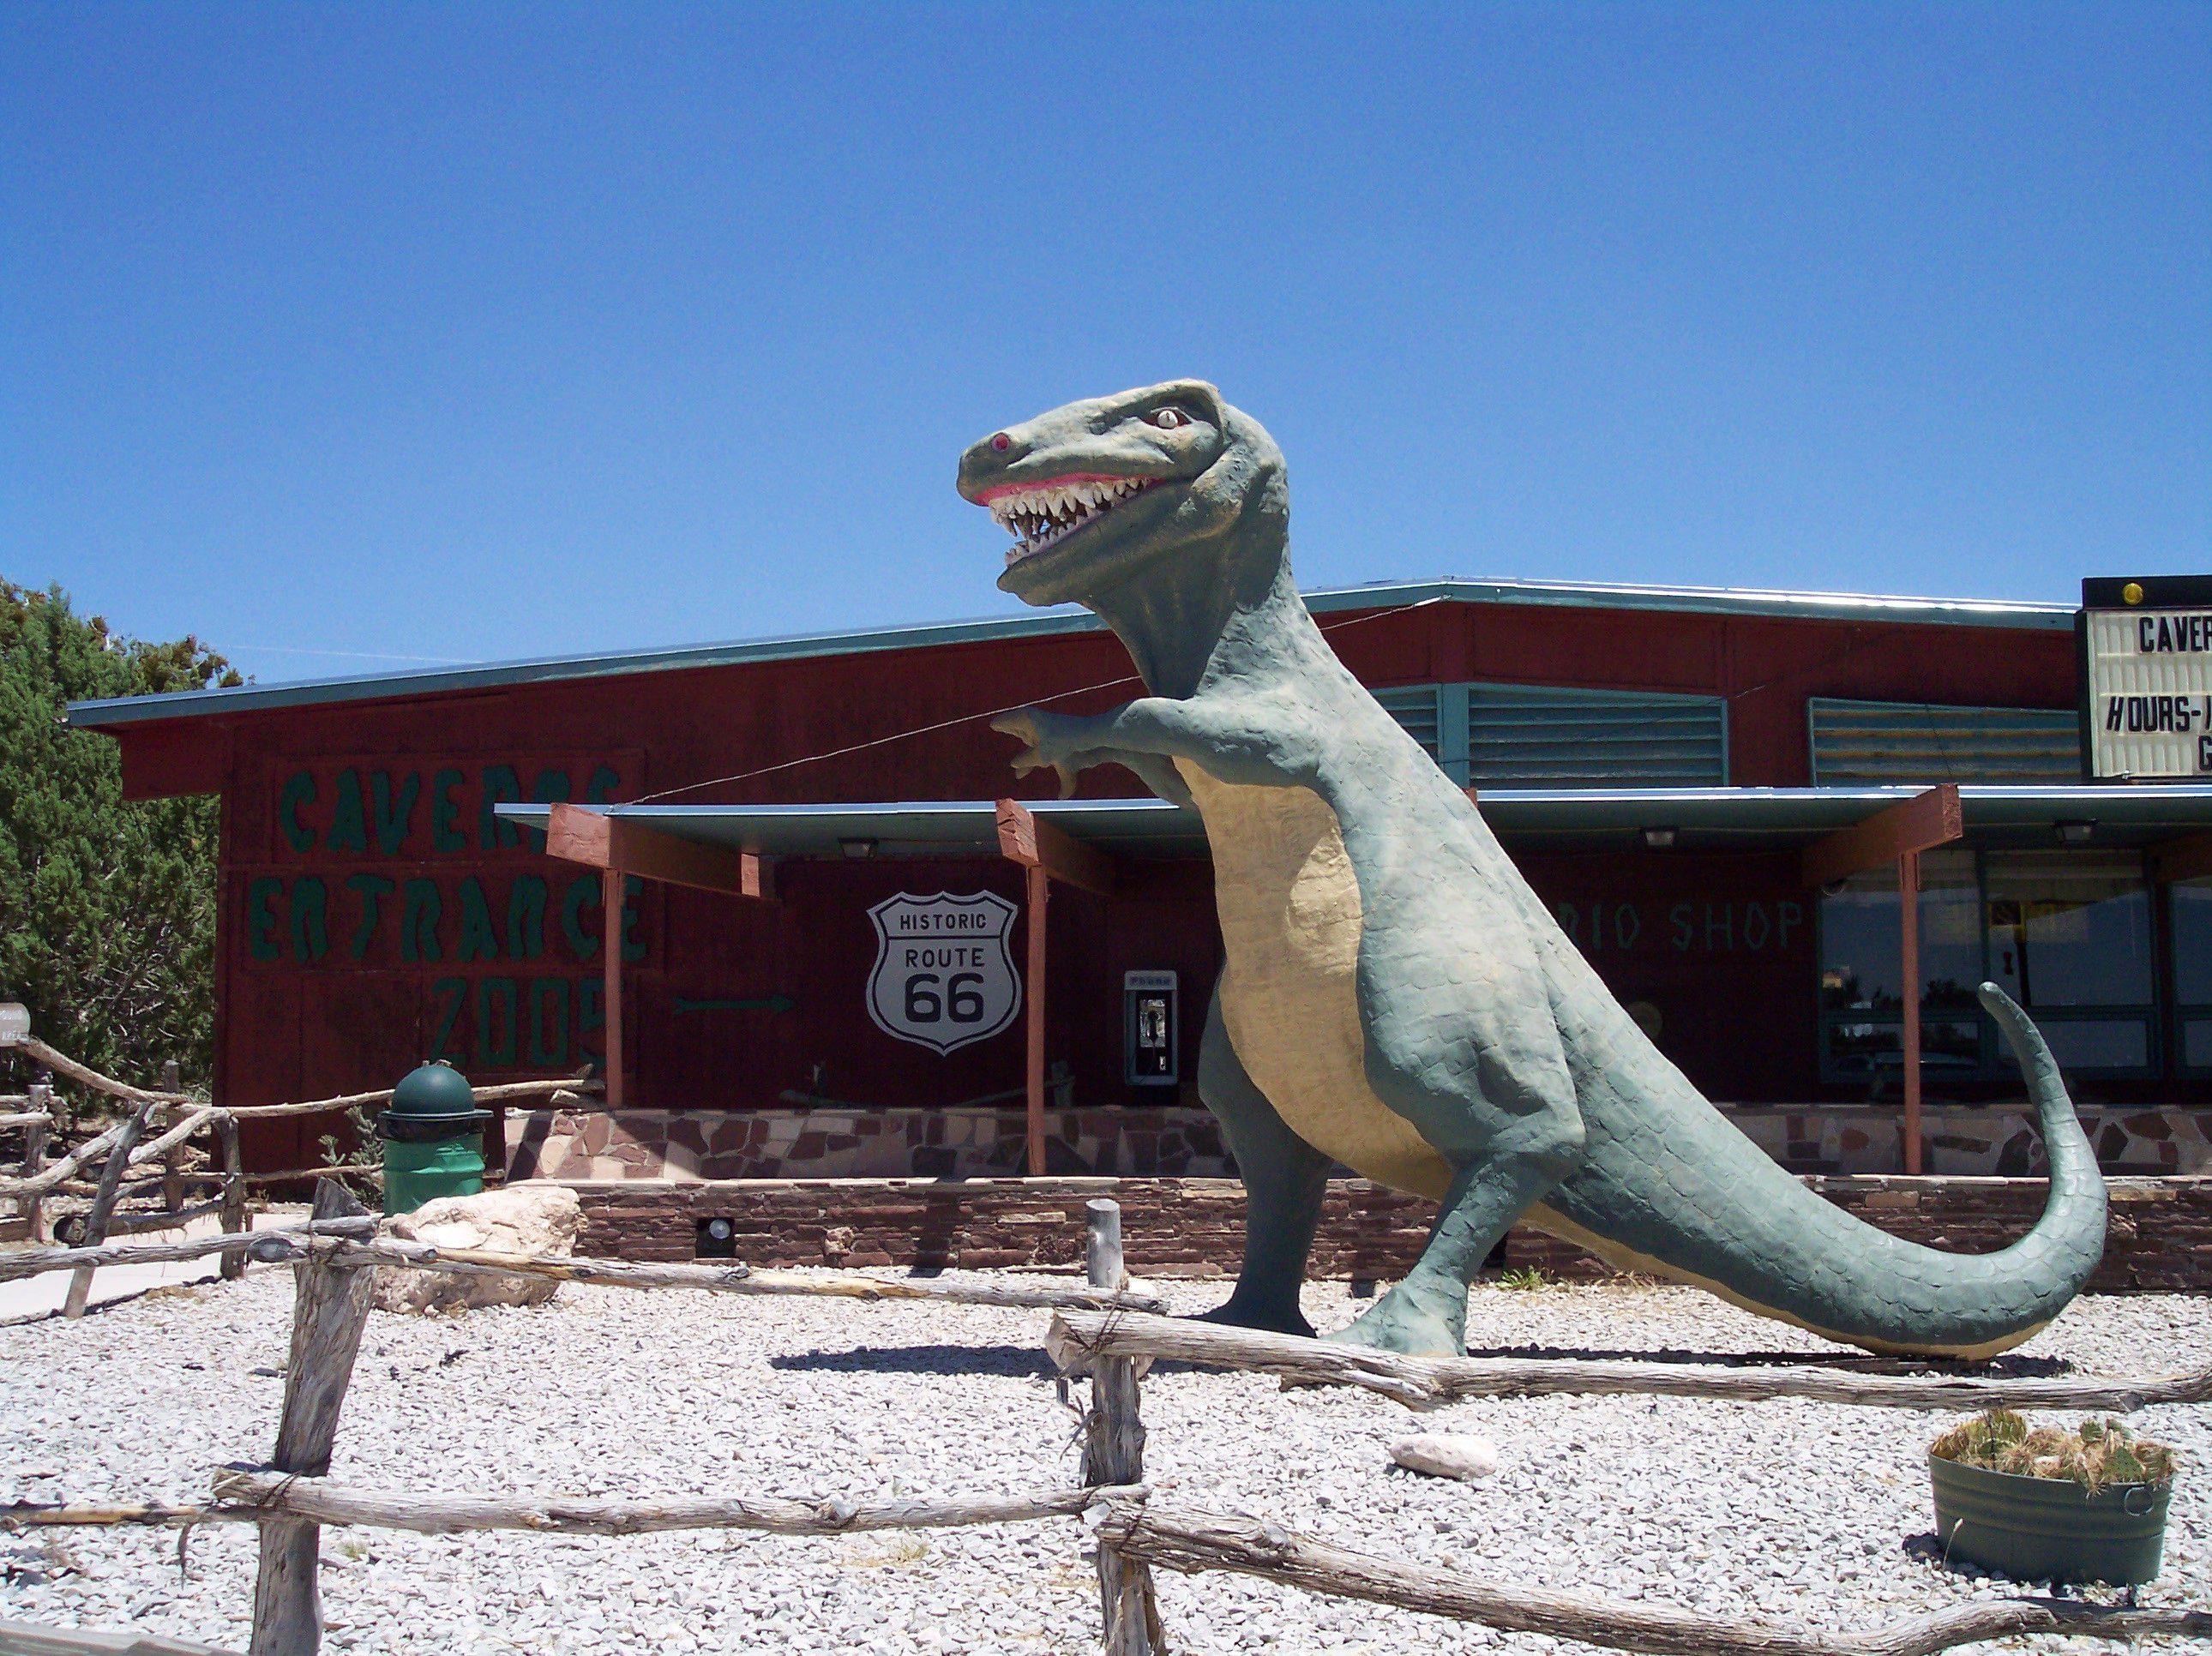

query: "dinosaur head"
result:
(957, 380), (1286, 609)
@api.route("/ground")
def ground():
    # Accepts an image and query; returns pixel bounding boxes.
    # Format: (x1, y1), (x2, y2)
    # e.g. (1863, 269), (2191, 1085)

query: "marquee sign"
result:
(866, 891), (1022, 1054)
(2082, 576), (2212, 780)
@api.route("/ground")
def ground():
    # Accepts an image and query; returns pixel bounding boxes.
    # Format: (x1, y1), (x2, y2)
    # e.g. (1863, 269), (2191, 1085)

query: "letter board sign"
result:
(2082, 575), (2212, 779)
(866, 891), (1022, 1053)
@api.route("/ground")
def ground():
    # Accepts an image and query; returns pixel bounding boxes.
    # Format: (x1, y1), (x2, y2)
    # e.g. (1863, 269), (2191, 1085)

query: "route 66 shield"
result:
(865, 891), (1022, 1054)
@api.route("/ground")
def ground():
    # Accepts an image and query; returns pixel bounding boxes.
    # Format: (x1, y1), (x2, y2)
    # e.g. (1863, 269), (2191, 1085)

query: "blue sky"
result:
(3, 4), (2207, 684)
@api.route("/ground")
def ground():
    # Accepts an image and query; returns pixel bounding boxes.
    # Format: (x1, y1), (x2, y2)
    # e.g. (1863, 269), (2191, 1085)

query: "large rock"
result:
(1389, 1432), (1500, 1481)
(371, 1183), (582, 1315)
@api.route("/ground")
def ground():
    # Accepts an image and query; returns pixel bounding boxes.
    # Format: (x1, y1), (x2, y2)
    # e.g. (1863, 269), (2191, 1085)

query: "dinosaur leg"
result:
(1192, 979), (1332, 1337)
(1325, 1155), (1560, 1357)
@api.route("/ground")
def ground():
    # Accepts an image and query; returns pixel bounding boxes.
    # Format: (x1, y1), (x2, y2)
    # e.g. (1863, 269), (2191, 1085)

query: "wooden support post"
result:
(217, 1113), (249, 1282)
(1802, 789), (1958, 1179)
(1085, 1199), (1160, 1656)
(1025, 863), (1049, 1177)
(252, 1180), (376, 1656)
(160, 1060), (185, 1216)
(63, 1095), (159, 1318)
(1899, 849), (1923, 1177)
(603, 873), (625, 1110)
(1800, 784), (1963, 891)
(995, 800), (1116, 897)
(19, 1084), (50, 1244)
(996, 799), (1118, 1178)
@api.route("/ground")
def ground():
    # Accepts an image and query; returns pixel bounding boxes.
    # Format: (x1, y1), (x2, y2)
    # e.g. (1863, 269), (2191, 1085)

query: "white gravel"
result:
(1, 1266), (2204, 1654)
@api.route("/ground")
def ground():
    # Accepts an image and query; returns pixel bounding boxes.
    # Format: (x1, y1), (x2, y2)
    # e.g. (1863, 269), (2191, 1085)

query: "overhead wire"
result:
(628, 597), (1446, 805)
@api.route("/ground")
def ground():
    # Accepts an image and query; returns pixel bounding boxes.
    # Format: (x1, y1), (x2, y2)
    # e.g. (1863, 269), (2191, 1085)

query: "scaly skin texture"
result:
(956, 381), (2107, 1359)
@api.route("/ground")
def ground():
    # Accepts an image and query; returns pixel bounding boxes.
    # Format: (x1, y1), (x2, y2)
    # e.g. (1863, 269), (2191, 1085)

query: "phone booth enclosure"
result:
(1123, 970), (1179, 1087)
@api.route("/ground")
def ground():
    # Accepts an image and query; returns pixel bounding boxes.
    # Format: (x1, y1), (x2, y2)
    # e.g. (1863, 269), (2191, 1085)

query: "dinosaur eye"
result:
(1147, 407), (1187, 430)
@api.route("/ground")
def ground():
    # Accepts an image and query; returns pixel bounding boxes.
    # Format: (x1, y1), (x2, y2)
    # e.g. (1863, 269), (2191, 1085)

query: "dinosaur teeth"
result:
(989, 476), (1157, 567)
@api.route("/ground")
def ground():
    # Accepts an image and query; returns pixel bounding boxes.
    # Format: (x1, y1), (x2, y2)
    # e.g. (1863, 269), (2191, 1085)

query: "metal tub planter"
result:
(1928, 1411), (2178, 1586)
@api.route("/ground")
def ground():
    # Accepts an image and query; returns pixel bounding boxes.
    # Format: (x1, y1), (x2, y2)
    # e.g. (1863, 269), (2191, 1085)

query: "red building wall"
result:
(103, 597), (2081, 1167)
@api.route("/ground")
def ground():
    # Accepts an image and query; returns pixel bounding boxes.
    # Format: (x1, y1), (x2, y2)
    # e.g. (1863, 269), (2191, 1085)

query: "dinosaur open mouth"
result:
(982, 475), (1157, 567)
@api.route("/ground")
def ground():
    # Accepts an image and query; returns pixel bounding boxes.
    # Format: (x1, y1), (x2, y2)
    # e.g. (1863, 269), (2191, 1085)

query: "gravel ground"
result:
(0, 1266), (2204, 1654)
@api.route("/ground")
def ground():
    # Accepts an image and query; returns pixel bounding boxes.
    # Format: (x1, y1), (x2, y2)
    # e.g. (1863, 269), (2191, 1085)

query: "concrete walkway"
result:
(0, 1207), (307, 1324)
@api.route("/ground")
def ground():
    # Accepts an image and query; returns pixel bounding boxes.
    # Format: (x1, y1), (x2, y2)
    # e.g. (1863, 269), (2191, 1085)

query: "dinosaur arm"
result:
(993, 698), (1312, 795)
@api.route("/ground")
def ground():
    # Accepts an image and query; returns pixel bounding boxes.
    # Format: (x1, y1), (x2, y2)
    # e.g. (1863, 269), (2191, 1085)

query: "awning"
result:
(497, 783), (2212, 859)
(506, 782), (2212, 1179)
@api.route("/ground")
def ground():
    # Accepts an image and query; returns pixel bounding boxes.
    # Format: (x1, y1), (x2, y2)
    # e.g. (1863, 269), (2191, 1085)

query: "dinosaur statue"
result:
(956, 379), (2107, 1360)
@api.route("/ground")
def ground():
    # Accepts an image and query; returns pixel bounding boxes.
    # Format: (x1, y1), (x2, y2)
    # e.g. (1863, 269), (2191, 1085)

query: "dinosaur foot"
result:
(1190, 1292), (1315, 1341)
(1321, 1284), (1465, 1358)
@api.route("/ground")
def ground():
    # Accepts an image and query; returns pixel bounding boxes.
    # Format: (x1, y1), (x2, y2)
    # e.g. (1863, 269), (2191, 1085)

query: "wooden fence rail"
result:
(207, 1470), (1146, 1538)
(12, 1036), (191, 1108)
(221, 1075), (598, 1122)
(0, 1225), (1168, 1313)
(0, 1216), (380, 1283)
(1097, 1501), (2210, 1656)
(1046, 1308), (2212, 1413)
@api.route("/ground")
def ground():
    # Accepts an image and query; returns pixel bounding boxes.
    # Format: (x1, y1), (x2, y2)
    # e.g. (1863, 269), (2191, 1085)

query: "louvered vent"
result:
(1464, 686), (1727, 786)
(1808, 699), (2081, 784)
(1373, 686), (1442, 760)
(1367, 681), (1728, 785)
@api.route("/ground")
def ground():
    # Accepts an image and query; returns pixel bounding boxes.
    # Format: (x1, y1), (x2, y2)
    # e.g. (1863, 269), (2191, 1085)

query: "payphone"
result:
(1122, 970), (1179, 1087)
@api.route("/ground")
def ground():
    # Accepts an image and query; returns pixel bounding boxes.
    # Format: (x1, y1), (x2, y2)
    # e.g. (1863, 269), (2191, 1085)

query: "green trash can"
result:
(378, 1062), (492, 1216)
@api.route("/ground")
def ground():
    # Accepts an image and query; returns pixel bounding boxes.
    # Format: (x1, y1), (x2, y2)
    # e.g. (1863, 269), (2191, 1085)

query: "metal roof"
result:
(65, 575), (2077, 730)
(499, 783), (2212, 861)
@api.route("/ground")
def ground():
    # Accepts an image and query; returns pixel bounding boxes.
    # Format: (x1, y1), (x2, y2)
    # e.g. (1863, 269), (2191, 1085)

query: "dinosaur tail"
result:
(1540, 983), (2107, 1359)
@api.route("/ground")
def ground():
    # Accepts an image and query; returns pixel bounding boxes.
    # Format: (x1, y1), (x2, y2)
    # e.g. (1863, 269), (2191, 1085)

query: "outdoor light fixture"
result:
(0, 1004), (28, 1047)
(2054, 820), (2096, 845)
(1641, 826), (1678, 850)
(697, 1215), (738, 1259)
(839, 837), (878, 860)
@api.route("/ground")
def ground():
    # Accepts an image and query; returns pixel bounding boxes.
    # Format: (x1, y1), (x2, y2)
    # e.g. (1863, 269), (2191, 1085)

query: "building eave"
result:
(65, 576), (2077, 731)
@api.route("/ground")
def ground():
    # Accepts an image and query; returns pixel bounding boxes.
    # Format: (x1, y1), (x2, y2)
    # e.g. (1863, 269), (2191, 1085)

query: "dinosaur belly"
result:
(1178, 763), (1454, 1199)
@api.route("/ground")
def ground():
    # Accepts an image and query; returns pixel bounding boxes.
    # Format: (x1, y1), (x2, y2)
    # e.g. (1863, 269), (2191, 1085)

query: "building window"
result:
(2168, 878), (2212, 1072)
(1984, 851), (2155, 1074)
(1373, 681), (1728, 788)
(1818, 848), (2157, 1083)
(1818, 848), (1985, 1083)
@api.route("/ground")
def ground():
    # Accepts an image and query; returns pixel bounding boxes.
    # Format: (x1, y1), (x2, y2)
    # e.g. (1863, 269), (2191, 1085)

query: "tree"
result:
(0, 582), (239, 1089)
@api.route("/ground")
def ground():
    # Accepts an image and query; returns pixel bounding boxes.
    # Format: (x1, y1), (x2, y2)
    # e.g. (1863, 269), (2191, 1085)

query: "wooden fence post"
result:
(160, 1060), (185, 1216)
(252, 1179), (376, 1656)
(63, 1096), (160, 1319)
(216, 1113), (249, 1282)
(42, 1071), (70, 1143)
(1084, 1198), (1159, 1656)
(18, 1083), (51, 1244)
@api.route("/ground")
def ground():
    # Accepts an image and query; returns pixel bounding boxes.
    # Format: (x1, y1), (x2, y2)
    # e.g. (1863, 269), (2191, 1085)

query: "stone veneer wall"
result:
(509, 1101), (2210, 1183)
(568, 1173), (2212, 1293)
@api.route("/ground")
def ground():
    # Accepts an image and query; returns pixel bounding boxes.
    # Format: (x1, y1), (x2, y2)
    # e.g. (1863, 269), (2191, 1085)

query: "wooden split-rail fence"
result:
(0, 1037), (596, 1319)
(3, 1188), (2209, 1656)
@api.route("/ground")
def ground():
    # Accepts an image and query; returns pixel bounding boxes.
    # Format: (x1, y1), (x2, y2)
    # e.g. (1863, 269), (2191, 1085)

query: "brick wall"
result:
(569, 1173), (2212, 1293)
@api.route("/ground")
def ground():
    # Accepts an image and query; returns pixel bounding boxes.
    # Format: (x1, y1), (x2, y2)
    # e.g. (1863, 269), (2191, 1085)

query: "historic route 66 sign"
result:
(866, 891), (1022, 1054)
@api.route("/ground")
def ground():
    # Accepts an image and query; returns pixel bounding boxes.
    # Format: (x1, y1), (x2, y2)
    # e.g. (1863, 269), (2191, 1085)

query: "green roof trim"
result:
(499, 782), (2212, 861)
(66, 576), (2077, 731)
